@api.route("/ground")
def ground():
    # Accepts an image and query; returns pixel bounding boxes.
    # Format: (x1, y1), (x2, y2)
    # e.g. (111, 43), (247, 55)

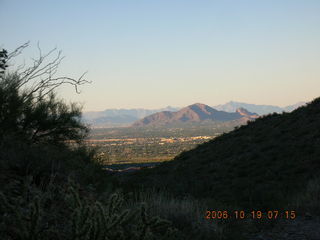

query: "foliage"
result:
(0, 45), (88, 145)
(0, 48), (8, 77)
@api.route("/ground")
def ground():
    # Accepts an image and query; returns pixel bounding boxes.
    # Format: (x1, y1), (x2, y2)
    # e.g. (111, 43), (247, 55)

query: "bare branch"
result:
(6, 43), (91, 102)
(7, 42), (29, 60)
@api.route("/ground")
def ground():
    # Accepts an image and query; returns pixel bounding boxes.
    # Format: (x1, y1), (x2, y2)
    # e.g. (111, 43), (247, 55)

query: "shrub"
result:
(0, 178), (178, 240)
(0, 44), (182, 240)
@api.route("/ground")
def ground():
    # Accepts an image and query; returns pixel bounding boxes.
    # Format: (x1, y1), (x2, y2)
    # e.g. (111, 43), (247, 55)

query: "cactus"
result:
(138, 202), (172, 240)
(0, 178), (178, 240)
(0, 191), (42, 240)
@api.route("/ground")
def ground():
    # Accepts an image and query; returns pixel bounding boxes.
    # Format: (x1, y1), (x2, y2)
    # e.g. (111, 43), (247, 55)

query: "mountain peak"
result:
(236, 107), (259, 118)
(191, 103), (206, 106)
(186, 103), (213, 114)
(132, 103), (258, 127)
(236, 107), (250, 114)
(188, 103), (208, 108)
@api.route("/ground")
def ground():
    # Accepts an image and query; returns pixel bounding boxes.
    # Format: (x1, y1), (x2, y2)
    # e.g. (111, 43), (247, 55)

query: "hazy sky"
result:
(1, 0), (320, 111)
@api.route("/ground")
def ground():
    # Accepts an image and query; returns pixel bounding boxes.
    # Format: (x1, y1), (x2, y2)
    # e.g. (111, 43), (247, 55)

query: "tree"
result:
(0, 43), (90, 144)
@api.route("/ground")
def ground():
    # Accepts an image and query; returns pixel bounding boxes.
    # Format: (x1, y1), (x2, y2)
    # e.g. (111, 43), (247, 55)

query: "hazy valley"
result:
(84, 101), (303, 168)
(83, 101), (304, 128)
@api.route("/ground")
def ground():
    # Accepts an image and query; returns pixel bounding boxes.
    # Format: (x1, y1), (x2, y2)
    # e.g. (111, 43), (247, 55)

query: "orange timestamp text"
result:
(205, 210), (296, 220)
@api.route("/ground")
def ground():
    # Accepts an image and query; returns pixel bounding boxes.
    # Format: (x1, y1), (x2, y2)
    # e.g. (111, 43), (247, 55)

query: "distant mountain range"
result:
(83, 101), (305, 128)
(128, 97), (320, 210)
(82, 106), (179, 127)
(214, 101), (305, 115)
(132, 103), (258, 127)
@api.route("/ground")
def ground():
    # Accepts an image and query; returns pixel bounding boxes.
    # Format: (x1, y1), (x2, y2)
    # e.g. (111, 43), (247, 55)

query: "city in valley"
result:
(85, 125), (229, 165)
(86, 133), (214, 164)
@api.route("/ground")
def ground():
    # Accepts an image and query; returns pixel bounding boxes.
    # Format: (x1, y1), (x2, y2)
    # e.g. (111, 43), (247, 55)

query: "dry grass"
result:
(291, 177), (320, 216)
(125, 189), (226, 240)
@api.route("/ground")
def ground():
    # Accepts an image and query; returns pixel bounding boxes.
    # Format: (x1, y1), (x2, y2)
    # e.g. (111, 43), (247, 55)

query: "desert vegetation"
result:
(0, 45), (183, 240)
(1, 44), (320, 240)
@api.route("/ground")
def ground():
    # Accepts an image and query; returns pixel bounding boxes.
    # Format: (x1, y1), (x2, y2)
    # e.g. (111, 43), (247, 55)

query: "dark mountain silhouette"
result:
(132, 103), (258, 127)
(127, 97), (320, 210)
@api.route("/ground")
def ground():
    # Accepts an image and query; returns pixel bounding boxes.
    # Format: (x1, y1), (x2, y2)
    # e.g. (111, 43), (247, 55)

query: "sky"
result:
(1, 0), (320, 111)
